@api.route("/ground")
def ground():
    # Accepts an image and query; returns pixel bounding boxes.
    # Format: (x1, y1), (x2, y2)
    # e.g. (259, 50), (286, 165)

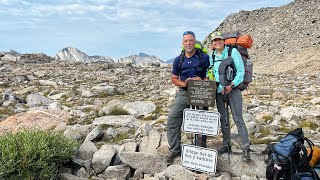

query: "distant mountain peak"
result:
(62, 46), (79, 51)
(117, 53), (166, 67)
(138, 53), (149, 58)
(54, 47), (114, 63)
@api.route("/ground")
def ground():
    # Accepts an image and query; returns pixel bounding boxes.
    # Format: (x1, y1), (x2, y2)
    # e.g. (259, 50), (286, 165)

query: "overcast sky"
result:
(0, 0), (292, 61)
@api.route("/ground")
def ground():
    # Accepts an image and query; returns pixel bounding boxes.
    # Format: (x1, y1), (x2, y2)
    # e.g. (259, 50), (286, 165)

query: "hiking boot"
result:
(165, 152), (180, 165)
(218, 146), (231, 154)
(242, 148), (251, 162)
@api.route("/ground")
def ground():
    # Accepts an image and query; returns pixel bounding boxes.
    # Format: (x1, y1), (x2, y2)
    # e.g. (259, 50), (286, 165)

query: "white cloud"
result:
(0, 0), (293, 60)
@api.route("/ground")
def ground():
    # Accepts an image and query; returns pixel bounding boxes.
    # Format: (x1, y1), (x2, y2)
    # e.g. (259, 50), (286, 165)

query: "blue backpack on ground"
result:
(264, 128), (320, 180)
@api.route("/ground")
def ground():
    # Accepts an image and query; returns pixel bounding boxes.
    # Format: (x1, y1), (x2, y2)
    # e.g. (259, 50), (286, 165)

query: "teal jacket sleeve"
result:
(231, 48), (244, 86)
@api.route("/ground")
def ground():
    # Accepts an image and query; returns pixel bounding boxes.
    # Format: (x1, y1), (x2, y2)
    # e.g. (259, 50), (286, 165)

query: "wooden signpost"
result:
(181, 80), (219, 173)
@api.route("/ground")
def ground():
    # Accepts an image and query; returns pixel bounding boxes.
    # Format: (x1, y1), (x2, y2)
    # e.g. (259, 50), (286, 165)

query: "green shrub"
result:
(0, 129), (79, 179)
(300, 120), (318, 131)
(108, 106), (129, 115)
(143, 115), (157, 121)
(153, 106), (166, 115)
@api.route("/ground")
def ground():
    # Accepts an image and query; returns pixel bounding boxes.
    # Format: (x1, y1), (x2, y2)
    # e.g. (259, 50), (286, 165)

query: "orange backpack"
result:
(224, 34), (253, 49)
(308, 146), (320, 167)
(213, 31), (254, 91)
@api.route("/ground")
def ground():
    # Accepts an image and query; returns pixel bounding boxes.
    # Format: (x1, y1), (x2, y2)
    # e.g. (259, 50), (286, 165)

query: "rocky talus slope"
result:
(0, 59), (319, 179)
(203, 0), (320, 75)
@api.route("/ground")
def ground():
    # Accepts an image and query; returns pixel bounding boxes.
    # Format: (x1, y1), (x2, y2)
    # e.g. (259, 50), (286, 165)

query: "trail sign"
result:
(182, 109), (220, 136)
(182, 144), (218, 173)
(187, 80), (216, 107)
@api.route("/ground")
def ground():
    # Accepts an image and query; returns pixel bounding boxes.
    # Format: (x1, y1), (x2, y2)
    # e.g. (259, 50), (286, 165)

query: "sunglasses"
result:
(212, 38), (223, 42)
(183, 31), (195, 37)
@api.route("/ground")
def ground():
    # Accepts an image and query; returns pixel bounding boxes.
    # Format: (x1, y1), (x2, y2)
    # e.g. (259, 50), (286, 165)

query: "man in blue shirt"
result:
(209, 31), (250, 162)
(166, 31), (210, 165)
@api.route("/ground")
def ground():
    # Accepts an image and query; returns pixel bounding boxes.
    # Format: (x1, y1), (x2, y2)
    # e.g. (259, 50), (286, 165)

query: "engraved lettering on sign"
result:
(187, 80), (216, 107)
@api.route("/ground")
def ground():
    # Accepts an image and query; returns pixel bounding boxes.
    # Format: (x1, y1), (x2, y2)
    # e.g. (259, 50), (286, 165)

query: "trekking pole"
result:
(223, 87), (231, 165)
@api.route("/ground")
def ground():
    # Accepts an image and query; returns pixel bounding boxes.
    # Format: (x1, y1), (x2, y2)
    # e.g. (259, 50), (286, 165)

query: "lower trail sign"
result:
(182, 144), (218, 173)
(182, 109), (220, 136)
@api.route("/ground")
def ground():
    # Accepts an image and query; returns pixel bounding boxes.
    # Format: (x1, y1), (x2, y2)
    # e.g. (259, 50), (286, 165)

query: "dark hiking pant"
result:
(216, 88), (250, 149)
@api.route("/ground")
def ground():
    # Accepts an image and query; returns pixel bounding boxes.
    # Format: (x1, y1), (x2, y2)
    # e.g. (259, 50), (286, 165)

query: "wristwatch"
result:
(231, 84), (236, 89)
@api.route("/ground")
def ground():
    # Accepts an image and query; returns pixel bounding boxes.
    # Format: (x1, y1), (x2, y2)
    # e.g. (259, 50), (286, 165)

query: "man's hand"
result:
(185, 76), (202, 84)
(192, 76), (202, 81)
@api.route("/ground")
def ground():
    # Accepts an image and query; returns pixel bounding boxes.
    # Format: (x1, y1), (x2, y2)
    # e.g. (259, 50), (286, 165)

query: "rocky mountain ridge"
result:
(203, 0), (320, 75)
(54, 47), (114, 63)
(1, 47), (165, 67)
(117, 53), (166, 67)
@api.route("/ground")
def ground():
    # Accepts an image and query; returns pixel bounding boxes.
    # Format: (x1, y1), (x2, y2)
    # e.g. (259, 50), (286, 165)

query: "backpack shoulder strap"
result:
(211, 51), (216, 63)
(196, 49), (208, 74)
(227, 45), (234, 57)
(178, 51), (185, 76)
(196, 49), (204, 61)
(297, 138), (315, 168)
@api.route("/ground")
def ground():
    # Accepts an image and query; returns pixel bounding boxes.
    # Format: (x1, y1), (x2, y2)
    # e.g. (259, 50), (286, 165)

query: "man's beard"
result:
(185, 47), (193, 53)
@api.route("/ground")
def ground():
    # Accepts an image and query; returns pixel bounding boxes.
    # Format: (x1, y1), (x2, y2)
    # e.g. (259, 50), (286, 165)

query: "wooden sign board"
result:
(182, 109), (220, 136)
(187, 80), (216, 107)
(182, 144), (218, 173)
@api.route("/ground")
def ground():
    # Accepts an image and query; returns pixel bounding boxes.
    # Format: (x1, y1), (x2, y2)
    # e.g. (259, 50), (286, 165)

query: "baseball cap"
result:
(210, 31), (224, 41)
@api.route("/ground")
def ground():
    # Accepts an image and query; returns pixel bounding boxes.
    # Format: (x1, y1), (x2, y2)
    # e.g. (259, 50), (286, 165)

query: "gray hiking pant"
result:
(216, 88), (250, 149)
(167, 90), (189, 154)
(167, 90), (208, 154)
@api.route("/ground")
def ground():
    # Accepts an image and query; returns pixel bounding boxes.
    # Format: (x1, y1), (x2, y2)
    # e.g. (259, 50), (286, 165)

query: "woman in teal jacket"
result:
(208, 31), (250, 162)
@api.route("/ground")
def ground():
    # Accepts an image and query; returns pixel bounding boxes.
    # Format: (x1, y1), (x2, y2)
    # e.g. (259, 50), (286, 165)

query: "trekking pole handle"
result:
(223, 87), (228, 102)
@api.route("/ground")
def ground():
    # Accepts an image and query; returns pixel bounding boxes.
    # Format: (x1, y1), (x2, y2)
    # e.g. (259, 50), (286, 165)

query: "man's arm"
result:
(172, 75), (203, 87)
(172, 74), (187, 87)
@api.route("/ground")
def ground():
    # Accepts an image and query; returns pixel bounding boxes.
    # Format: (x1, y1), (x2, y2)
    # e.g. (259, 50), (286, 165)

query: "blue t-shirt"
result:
(172, 51), (210, 81)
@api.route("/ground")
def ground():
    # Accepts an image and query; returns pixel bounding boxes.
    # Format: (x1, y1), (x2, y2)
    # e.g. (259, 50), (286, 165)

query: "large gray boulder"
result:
(1, 53), (19, 62)
(26, 92), (53, 107)
(84, 125), (104, 142)
(93, 115), (138, 128)
(92, 145), (116, 173)
(123, 101), (156, 118)
(159, 165), (195, 180)
(139, 129), (161, 154)
(216, 145), (267, 178)
(280, 106), (318, 122)
(119, 152), (167, 174)
(101, 165), (131, 179)
(91, 83), (118, 96)
(77, 140), (98, 160)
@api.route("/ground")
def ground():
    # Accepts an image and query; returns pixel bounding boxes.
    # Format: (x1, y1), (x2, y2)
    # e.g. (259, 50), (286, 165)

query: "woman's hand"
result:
(221, 85), (232, 95)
